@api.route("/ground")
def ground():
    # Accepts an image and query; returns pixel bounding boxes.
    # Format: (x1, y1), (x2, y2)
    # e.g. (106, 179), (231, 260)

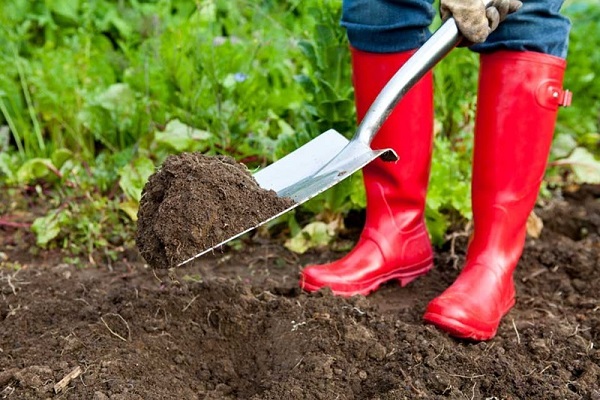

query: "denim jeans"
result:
(341, 0), (571, 58)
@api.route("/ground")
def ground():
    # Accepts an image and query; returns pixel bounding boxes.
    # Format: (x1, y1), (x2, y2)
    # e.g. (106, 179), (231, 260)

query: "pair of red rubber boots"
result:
(300, 49), (570, 341)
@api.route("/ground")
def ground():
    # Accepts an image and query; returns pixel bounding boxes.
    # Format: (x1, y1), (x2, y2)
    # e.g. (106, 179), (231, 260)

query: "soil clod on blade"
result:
(136, 152), (295, 269)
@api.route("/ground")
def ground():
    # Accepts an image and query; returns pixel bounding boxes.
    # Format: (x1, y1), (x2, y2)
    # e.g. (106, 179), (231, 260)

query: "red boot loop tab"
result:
(536, 79), (572, 109)
(558, 89), (572, 107)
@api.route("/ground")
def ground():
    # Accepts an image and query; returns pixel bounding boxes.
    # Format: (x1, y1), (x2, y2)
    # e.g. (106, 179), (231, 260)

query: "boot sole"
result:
(423, 297), (516, 341)
(300, 259), (434, 297)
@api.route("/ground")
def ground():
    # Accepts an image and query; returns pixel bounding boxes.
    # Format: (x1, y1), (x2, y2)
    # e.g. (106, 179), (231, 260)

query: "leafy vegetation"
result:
(0, 0), (598, 257)
(548, 0), (600, 185)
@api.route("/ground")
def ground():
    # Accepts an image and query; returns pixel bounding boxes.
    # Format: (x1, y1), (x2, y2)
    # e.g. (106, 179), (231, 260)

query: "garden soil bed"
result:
(1, 185), (599, 399)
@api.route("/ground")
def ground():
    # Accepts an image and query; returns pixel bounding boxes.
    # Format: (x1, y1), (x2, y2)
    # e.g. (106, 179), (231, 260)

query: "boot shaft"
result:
(350, 48), (434, 231)
(470, 50), (569, 263)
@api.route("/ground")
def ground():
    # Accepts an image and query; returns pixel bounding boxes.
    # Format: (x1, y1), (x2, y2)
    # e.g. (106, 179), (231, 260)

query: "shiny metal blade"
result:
(253, 129), (349, 193)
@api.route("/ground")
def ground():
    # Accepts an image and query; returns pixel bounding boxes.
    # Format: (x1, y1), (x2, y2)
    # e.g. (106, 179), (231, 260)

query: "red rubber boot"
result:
(300, 48), (435, 297)
(424, 51), (571, 340)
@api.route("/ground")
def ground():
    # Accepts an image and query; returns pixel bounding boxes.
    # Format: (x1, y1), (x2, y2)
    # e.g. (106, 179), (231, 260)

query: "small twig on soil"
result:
(152, 268), (163, 284)
(474, 342), (496, 362)
(0, 219), (31, 228)
(78, 283), (88, 294)
(567, 324), (590, 339)
(521, 268), (547, 283)
(1, 386), (15, 397)
(182, 295), (200, 312)
(408, 379), (427, 397)
(445, 222), (472, 270)
(569, 324), (580, 337)
(54, 366), (82, 394)
(432, 344), (445, 362)
(352, 307), (365, 315)
(291, 356), (305, 371)
(7, 304), (21, 317)
(6, 275), (17, 295)
(1, 270), (31, 297)
(248, 253), (281, 269)
(533, 307), (557, 318)
(397, 366), (409, 380)
(206, 309), (217, 327)
(539, 364), (553, 375)
(385, 348), (397, 358)
(154, 307), (168, 327)
(75, 298), (91, 307)
(397, 366), (425, 396)
(332, 321), (342, 343)
(448, 373), (484, 379)
(100, 313), (131, 342)
(512, 318), (521, 344)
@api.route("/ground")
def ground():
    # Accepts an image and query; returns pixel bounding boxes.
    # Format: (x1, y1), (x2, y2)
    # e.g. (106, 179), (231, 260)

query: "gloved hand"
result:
(440, 0), (523, 44)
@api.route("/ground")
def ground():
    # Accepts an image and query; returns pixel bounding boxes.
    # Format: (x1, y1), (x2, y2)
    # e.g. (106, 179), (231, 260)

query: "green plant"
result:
(557, 0), (600, 156)
(547, 1), (600, 184)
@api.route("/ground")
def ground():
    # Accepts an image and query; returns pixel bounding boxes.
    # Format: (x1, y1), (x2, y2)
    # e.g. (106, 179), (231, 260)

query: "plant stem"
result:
(0, 97), (24, 156)
(14, 49), (45, 155)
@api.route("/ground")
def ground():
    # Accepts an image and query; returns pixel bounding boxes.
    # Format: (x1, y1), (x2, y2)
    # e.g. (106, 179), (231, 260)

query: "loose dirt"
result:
(1, 185), (599, 399)
(136, 153), (294, 269)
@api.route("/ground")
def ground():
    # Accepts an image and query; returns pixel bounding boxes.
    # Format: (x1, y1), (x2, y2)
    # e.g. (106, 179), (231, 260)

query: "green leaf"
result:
(155, 119), (212, 152)
(78, 83), (138, 149)
(96, 83), (135, 113)
(106, 11), (133, 39)
(197, 0), (217, 22)
(119, 156), (156, 202)
(50, 148), (73, 169)
(0, 152), (17, 183)
(285, 221), (335, 254)
(551, 133), (578, 159)
(427, 138), (472, 219)
(0, 126), (9, 152)
(425, 205), (449, 247)
(31, 209), (70, 247)
(119, 199), (139, 222)
(47, 0), (80, 25)
(557, 147), (600, 184)
(16, 158), (57, 184)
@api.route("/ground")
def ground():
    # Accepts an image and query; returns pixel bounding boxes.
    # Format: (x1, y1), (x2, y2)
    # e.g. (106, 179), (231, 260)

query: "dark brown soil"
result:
(1, 185), (599, 399)
(136, 153), (294, 269)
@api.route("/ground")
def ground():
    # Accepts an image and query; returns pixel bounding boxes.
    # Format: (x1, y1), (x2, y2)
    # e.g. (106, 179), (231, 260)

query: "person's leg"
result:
(341, 0), (436, 53)
(300, 0), (436, 296)
(424, 0), (571, 340)
(471, 0), (570, 58)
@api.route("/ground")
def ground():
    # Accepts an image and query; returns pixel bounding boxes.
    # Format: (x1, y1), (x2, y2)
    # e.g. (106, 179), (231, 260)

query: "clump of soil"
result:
(136, 153), (294, 269)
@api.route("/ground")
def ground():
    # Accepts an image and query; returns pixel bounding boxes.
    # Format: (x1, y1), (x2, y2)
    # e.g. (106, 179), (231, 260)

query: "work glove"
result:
(440, 0), (523, 44)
